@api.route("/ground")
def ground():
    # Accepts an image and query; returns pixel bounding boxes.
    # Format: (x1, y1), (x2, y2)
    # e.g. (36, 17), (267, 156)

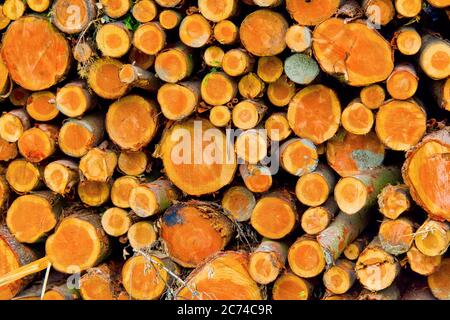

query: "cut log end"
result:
(379, 218), (415, 255)
(26, 91), (59, 122)
(265, 112), (292, 142)
(179, 14), (211, 48)
(280, 138), (318, 176)
(323, 259), (356, 294)
(97, 23), (131, 58)
(378, 184), (411, 219)
(199, 0), (237, 22)
(360, 84), (386, 110)
(428, 258), (450, 300)
(101, 208), (132, 237)
(78, 180), (110, 207)
(129, 180), (179, 217)
(56, 82), (93, 118)
(6, 159), (41, 193)
(286, 0), (340, 26)
(407, 245), (442, 276)
(44, 160), (79, 195)
(240, 164), (273, 193)
(221, 186), (256, 222)
(204, 46), (224, 68)
(159, 10), (181, 30)
(201, 72), (236, 106)
(88, 59), (129, 100)
(335, 177), (368, 215)
(111, 176), (139, 208)
(396, 28), (422, 56)
(157, 82), (199, 121)
(132, 0), (158, 23)
(118, 151), (148, 176)
(79, 148), (117, 182)
(213, 20), (238, 45)
(134, 23), (166, 56)
(52, 0), (96, 34)
(127, 221), (157, 250)
(155, 47), (193, 83)
(414, 219), (450, 257)
(101, 0), (131, 18)
(288, 237), (326, 278)
(257, 56), (284, 84)
(296, 171), (331, 207)
(209, 106), (231, 127)
(341, 100), (374, 135)
(272, 273), (312, 300)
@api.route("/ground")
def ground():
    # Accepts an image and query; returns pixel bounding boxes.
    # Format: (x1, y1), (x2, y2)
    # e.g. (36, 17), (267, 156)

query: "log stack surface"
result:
(0, 0), (449, 301)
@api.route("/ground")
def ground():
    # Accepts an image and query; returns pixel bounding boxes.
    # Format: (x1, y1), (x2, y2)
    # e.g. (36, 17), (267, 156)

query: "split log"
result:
(157, 82), (199, 121)
(251, 190), (298, 239)
(79, 147), (118, 182)
(127, 221), (157, 250)
(221, 185), (256, 222)
(402, 128), (450, 221)
(341, 99), (374, 135)
(295, 163), (336, 206)
(6, 159), (42, 193)
(175, 251), (262, 300)
(378, 184), (411, 219)
(427, 257), (450, 300)
(78, 180), (110, 207)
(160, 201), (234, 268)
(407, 244), (442, 276)
(272, 272), (313, 300)
(257, 56), (284, 84)
(239, 163), (273, 193)
(56, 81), (95, 118)
(301, 197), (338, 235)
(248, 240), (287, 284)
(288, 236), (326, 278)
(26, 91), (59, 122)
(111, 175), (139, 208)
(0, 109), (31, 142)
(51, 0), (96, 34)
(414, 219), (449, 257)
(378, 217), (415, 255)
(323, 259), (356, 294)
(117, 151), (149, 176)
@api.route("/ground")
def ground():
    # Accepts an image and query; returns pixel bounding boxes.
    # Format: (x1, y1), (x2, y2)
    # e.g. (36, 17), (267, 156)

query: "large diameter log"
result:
(175, 251), (262, 300)
(317, 208), (372, 265)
(402, 127), (450, 221)
(106, 95), (159, 151)
(428, 258), (450, 300)
(51, 0), (96, 34)
(312, 18), (394, 86)
(1, 16), (71, 91)
(46, 210), (111, 273)
(160, 201), (234, 268)
(240, 9), (288, 57)
(158, 118), (237, 196)
(286, 0), (341, 26)
(0, 225), (37, 300)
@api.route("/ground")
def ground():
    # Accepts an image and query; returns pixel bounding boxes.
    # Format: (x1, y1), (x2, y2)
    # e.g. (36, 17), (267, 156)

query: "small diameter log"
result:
(0, 109), (31, 142)
(3, 0), (25, 21)
(204, 46), (224, 68)
(157, 82), (199, 121)
(159, 10), (181, 30)
(44, 160), (79, 196)
(248, 240), (287, 284)
(7, 192), (61, 243)
(265, 112), (292, 142)
(80, 263), (120, 300)
(27, 0), (51, 12)
(402, 128), (450, 221)
(128, 47), (155, 69)
(179, 14), (211, 48)
(362, 0), (395, 26)
(56, 82), (95, 118)
(117, 151), (148, 176)
(6, 159), (42, 193)
(119, 64), (159, 91)
(160, 201), (234, 268)
(386, 64), (418, 100)
(133, 22), (166, 55)
(284, 53), (319, 85)
(18, 124), (58, 163)
(379, 217), (415, 255)
(59, 114), (104, 158)
(155, 46), (193, 83)
(222, 49), (254, 77)
(46, 210), (111, 273)
(0, 225), (37, 300)
(326, 130), (385, 177)
(335, 166), (401, 215)
(267, 75), (296, 107)
(176, 251), (262, 300)
(198, 0), (237, 22)
(155, 0), (183, 7)
(201, 72), (237, 105)
(239, 73), (265, 99)
(395, 27), (422, 56)
(96, 23), (131, 58)
(280, 138), (318, 176)
(379, 186), (411, 221)
(232, 100), (266, 130)
(1, 16), (71, 91)
(127, 221), (157, 250)
(286, 25), (312, 53)
(101, 208), (133, 237)
(407, 244), (441, 276)
(158, 118), (237, 196)
(288, 84), (341, 144)
(111, 176), (139, 208)
(419, 34), (450, 80)
(431, 78), (450, 111)
(318, 208), (372, 265)
(129, 180), (179, 217)
(100, 0), (131, 18)
(209, 105), (231, 127)
(295, 163), (336, 206)
(51, 0), (96, 34)
(239, 163), (272, 193)
(88, 58), (130, 99)
(106, 95), (159, 151)
(9, 87), (30, 107)
(132, 0), (158, 23)
(213, 20), (239, 45)
(0, 6), (10, 30)
(257, 56), (284, 84)
(79, 147), (117, 182)
(0, 137), (18, 161)
(288, 236), (326, 278)
(341, 100), (374, 135)
(414, 219), (450, 256)
(251, 190), (297, 239)
(360, 84), (386, 110)
(240, 9), (288, 56)
(323, 259), (356, 294)
(286, 0), (340, 26)
(221, 185), (256, 222)
(313, 18), (394, 86)
(344, 235), (370, 261)
(428, 257), (450, 300)
(26, 91), (59, 122)
(395, 0), (422, 17)
(301, 197), (338, 235)
(355, 237), (401, 291)
(358, 284), (401, 300)
(73, 41), (94, 63)
(78, 180), (110, 207)
(272, 272), (313, 300)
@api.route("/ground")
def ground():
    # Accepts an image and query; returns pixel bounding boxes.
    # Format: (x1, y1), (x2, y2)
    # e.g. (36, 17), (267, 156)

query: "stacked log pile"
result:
(0, 0), (449, 300)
